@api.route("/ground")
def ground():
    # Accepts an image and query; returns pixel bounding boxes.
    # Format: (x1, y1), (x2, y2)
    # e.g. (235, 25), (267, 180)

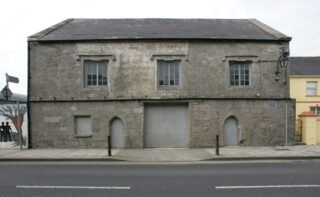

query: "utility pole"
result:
(17, 101), (22, 150)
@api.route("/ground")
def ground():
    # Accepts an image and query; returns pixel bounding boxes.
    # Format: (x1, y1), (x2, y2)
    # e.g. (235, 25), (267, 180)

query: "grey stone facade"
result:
(29, 99), (295, 148)
(28, 19), (295, 148)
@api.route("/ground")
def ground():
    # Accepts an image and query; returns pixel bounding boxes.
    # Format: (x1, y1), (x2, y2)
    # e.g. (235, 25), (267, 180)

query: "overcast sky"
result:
(1, 0), (319, 95)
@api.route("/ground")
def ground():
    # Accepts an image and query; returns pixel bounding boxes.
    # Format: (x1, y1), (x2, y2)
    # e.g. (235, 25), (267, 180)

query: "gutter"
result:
(290, 75), (320, 78)
(32, 38), (290, 43)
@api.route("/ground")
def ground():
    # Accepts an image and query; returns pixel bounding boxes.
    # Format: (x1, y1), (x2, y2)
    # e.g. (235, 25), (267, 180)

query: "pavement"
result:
(1, 145), (320, 162)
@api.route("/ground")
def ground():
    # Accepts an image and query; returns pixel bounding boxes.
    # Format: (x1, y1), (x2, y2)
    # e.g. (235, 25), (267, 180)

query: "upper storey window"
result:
(306, 81), (317, 95)
(157, 60), (181, 87)
(84, 60), (108, 87)
(229, 61), (252, 87)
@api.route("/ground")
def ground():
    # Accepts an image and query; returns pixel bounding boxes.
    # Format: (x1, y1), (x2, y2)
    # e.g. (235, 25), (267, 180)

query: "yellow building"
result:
(290, 57), (320, 144)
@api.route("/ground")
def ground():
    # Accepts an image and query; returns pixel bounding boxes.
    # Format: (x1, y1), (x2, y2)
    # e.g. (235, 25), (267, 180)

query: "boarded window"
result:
(157, 60), (180, 86)
(84, 60), (108, 87)
(306, 82), (317, 95)
(76, 116), (92, 136)
(230, 61), (251, 87)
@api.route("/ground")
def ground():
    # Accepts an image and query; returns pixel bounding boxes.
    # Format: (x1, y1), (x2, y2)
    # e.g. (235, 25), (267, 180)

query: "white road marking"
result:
(215, 185), (320, 189)
(16, 185), (131, 190)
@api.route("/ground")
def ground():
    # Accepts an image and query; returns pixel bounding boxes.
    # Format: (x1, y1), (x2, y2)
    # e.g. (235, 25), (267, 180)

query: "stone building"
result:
(28, 19), (295, 148)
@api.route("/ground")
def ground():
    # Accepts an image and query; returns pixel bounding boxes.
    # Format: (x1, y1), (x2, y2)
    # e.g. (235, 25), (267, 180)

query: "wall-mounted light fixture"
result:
(280, 47), (289, 68)
(275, 46), (290, 83)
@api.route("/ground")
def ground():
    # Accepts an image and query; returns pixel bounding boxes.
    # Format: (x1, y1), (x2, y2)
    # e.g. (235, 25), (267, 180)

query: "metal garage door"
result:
(144, 104), (189, 148)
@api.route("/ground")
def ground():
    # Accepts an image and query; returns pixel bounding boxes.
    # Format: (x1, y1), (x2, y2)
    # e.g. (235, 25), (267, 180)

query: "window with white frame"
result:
(84, 60), (108, 87)
(311, 107), (320, 116)
(157, 60), (180, 86)
(229, 61), (251, 87)
(306, 81), (317, 95)
(75, 116), (92, 136)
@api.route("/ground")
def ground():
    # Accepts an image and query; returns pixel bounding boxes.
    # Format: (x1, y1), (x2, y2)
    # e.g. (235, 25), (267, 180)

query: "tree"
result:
(0, 105), (27, 144)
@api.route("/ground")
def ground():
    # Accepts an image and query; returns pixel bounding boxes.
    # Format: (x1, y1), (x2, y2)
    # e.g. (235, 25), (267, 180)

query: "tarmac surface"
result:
(0, 145), (320, 162)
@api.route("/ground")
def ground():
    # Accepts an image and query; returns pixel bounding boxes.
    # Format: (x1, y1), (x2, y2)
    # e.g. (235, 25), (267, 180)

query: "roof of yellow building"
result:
(290, 57), (320, 76)
(298, 111), (318, 117)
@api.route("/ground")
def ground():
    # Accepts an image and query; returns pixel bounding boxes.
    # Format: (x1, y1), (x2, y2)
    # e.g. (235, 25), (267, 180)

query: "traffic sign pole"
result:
(6, 73), (9, 101)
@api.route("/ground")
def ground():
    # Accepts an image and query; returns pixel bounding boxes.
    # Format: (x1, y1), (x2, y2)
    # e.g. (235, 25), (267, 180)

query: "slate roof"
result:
(290, 57), (320, 76)
(28, 18), (291, 42)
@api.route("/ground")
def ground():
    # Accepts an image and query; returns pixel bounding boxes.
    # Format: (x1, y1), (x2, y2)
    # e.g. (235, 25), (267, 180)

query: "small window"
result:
(75, 116), (92, 136)
(84, 60), (108, 87)
(157, 60), (180, 87)
(306, 82), (317, 95)
(229, 61), (251, 87)
(311, 107), (320, 116)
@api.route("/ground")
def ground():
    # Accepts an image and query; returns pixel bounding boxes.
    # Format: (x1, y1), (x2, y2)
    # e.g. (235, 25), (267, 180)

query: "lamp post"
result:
(280, 53), (289, 68)
(275, 47), (290, 83)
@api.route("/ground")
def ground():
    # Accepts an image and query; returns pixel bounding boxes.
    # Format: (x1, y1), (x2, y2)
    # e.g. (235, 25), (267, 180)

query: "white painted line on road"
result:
(215, 185), (320, 189)
(16, 185), (131, 190)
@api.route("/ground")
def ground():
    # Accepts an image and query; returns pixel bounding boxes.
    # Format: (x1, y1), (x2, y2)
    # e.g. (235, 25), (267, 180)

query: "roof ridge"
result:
(28, 19), (74, 41)
(72, 18), (250, 20)
(247, 19), (291, 41)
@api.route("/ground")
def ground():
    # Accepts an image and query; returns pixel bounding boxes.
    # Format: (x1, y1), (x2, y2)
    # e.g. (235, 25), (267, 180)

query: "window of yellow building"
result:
(311, 106), (320, 116)
(306, 81), (317, 95)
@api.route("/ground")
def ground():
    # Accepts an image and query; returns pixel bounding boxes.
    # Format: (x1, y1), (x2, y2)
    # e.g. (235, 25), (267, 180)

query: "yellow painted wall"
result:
(290, 77), (320, 101)
(290, 77), (320, 144)
(317, 120), (320, 144)
(290, 77), (320, 117)
(300, 116), (317, 145)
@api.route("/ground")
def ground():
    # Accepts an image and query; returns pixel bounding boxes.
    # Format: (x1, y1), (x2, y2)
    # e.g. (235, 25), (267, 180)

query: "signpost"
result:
(4, 73), (19, 101)
(1, 86), (12, 99)
(7, 74), (19, 83)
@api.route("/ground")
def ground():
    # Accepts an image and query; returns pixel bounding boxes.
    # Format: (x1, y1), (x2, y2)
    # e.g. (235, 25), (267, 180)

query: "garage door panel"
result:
(144, 104), (189, 148)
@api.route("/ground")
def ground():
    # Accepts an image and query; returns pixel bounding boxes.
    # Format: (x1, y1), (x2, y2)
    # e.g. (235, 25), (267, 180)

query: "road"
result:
(0, 160), (320, 197)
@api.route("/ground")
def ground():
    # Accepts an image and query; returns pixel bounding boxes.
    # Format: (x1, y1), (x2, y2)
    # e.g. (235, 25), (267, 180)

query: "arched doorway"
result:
(110, 117), (125, 148)
(223, 116), (239, 146)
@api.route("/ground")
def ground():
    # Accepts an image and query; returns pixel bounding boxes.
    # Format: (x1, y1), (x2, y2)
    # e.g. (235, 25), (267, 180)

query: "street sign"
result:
(7, 75), (19, 83)
(1, 85), (13, 98)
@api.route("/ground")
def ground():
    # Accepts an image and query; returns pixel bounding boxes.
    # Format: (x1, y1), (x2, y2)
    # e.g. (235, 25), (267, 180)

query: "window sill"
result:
(158, 85), (181, 89)
(157, 88), (182, 92)
(306, 95), (320, 97)
(84, 86), (108, 89)
(230, 86), (252, 88)
(75, 135), (92, 138)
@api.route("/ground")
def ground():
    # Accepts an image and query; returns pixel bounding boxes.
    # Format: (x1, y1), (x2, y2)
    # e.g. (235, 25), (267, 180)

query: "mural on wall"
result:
(0, 104), (28, 148)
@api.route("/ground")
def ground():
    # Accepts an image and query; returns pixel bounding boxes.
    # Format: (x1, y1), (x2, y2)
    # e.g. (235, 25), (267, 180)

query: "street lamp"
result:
(275, 47), (290, 83)
(280, 48), (289, 68)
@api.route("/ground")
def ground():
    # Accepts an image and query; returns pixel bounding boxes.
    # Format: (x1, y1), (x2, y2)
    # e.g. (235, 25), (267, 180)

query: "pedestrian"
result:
(0, 122), (4, 142)
(4, 122), (12, 142)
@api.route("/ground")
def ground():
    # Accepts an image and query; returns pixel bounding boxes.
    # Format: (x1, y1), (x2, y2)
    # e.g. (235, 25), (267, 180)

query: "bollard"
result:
(216, 134), (219, 156)
(108, 135), (112, 156)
